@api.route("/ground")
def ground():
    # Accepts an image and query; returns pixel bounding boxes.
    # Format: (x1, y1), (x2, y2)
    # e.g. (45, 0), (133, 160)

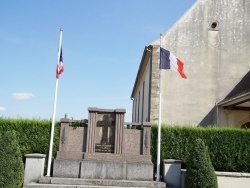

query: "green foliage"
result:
(0, 117), (60, 174)
(0, 131), (24, 188)
(151, 125), (250, 172)
(69, 119), (88, 127)
(185, 138), (218, 188)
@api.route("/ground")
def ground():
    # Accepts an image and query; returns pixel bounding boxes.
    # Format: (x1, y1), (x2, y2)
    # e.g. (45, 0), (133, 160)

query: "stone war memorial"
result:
(24, 107), (166, 187)
(45, 107), (166, 187)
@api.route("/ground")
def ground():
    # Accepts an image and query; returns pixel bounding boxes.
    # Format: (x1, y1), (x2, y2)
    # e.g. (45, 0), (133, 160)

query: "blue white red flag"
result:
(160, 47), (187, 79)
(56, 47), (64, 79)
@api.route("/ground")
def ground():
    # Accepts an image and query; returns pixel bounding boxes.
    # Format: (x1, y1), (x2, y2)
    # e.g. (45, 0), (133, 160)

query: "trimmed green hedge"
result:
(0, 118), (60, 172)
(0, 131), (24, 188)
(151, 125), (250, 173)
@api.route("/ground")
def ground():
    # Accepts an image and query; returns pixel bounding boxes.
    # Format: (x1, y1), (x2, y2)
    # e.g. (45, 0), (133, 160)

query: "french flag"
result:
(160, 47), (187, 79)
(56, 46), (64, 79)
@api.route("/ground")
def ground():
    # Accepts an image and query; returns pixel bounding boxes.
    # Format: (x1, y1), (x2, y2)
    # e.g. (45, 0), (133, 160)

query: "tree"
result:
(185, 138), (218, 188)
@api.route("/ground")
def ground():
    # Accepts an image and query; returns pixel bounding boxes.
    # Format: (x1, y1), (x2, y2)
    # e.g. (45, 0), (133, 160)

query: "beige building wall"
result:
(149, 0), (250, 126)
(132, 0), (250, 126)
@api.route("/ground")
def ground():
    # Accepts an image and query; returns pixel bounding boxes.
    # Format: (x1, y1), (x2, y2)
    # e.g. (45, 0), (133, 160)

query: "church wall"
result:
(150, 0), (250, 126)
(132, 94), (139, 123)
(218, 106), (250, 128)
(132, 58), (151, 123)
(149, 45), (160, 123)
(132, 87), (138, 122)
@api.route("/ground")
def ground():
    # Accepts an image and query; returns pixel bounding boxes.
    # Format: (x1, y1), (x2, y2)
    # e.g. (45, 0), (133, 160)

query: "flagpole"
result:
(46, 28), (63, 177)
(156, 33), (163, 181)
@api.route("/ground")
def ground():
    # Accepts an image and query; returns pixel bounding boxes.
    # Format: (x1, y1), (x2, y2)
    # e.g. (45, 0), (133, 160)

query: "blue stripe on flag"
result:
(160, 47), (171, 69)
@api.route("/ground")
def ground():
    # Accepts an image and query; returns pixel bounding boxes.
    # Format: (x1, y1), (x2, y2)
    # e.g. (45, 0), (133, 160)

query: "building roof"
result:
(225, 69), (250, 100)
(217, 69), (250, 108)
(130, 46), (151, 98)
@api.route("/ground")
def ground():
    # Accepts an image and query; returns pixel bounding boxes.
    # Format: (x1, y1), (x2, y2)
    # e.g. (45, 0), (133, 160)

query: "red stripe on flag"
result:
(177, 58), (187, 79)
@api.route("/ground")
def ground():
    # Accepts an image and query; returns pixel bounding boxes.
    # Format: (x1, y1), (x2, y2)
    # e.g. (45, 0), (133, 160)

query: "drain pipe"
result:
(215, 102), (219, 127)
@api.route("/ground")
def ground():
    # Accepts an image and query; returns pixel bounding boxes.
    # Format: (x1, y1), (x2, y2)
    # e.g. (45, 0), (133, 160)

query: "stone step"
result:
(26, 182), (145, 188)
(26, 177), (166, 188)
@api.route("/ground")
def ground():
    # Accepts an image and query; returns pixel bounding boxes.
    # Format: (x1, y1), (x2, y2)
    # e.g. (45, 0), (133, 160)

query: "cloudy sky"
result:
(0, 0), (196, 121)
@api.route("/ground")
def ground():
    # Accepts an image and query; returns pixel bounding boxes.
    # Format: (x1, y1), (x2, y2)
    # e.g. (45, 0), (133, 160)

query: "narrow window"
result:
(138, 91), (140, 123)
(142, 81), (145, 123)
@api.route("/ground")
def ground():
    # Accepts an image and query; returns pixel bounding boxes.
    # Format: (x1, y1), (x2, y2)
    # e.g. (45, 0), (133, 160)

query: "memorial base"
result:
(53, 158), (153, 181)
(57, 151), (152, 162)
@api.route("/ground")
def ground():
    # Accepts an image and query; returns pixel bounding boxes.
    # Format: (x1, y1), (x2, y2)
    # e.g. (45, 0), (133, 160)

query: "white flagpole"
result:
(156, 33), (163, 181)
(46, 28), (63, 177)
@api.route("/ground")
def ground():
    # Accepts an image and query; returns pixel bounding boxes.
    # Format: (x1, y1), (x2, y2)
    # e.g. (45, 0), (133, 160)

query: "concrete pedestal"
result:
(163, 159), (182, 188)
(23, 153), (46, 187)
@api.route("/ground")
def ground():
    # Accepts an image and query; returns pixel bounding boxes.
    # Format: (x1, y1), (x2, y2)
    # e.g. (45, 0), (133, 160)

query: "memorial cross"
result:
(97, 115), (115, 144)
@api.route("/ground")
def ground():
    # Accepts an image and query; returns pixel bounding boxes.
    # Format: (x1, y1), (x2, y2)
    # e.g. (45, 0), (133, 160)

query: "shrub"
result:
(184, 138), (218, 188)
(151, 125), (250, 172)
(0, 131), (24, 188)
